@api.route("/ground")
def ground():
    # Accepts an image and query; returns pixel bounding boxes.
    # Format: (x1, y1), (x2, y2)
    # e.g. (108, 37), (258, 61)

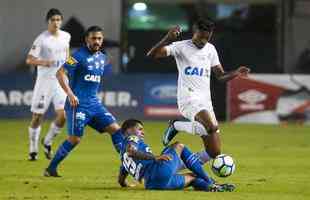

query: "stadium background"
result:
(0, 0), (310, 199)
(0, 0), (309, 123)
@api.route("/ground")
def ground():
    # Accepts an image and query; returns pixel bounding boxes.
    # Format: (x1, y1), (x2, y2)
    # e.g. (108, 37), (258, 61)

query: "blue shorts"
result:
(144, 147), (185, 190)
(65, 103), (116, 137)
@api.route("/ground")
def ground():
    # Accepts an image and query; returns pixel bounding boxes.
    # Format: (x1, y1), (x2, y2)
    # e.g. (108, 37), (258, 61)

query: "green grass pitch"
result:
(0, 120), (309, 200)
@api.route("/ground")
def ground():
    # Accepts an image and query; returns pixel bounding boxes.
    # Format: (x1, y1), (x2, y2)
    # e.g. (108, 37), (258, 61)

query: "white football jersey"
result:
(165, 40), (220, 103)
(28, 30), (71, 79)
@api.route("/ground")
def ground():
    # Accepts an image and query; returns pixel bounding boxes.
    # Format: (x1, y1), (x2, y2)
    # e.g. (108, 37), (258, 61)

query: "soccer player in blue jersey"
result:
(44, 26), (124, 177)
(118, 119), (235, 192)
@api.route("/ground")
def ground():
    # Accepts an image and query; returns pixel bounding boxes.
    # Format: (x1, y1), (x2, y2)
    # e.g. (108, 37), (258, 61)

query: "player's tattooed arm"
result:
(126, 143), (172, 161)
(56, 67), (79, 107)
(212, 64), (250, 82)
(26, 55), (54, 67)
(147, 26), (181, 58)
(126, 143), (156, 160)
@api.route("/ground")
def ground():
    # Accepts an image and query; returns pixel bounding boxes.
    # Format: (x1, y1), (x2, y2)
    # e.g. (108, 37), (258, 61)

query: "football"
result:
(211, 154), (235, 177)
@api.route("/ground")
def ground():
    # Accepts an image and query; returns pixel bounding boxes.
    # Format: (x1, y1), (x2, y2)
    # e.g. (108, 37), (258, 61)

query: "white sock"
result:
(28, 126), (41, 153)
(44, 122), (61, 146)
(173, 121), (208, 136)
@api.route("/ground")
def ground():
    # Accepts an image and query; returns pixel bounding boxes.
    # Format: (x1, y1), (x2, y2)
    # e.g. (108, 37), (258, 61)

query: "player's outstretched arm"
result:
(146, 26), (181, 58)
(25, 55), (54, 67)
(56, 67), (79, 107)
(212, 64), (250, 83)
(126, 143), (171, 161)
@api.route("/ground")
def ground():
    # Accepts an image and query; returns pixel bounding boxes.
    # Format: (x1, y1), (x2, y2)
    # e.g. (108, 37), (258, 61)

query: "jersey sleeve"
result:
(63, 52), (80, 74)
(165, 41), (181, 57)
(28, 36), (42, 58)
(125, 135), (140, 150)
(66, 33), (71, 44)
(103, 54), (113, 76)
(127, 135), (139, 144)
(211, 46), (221, 67)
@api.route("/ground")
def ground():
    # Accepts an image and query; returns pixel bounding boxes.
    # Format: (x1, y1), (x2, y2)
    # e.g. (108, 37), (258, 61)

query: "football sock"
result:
(111, 129), (124, 153)
(44, 122), (62, 146)
(28, 126), (41, 153)
(181, 146), (213, 184)
(173, 121), (208, 136)
(48, 140), (76, 171)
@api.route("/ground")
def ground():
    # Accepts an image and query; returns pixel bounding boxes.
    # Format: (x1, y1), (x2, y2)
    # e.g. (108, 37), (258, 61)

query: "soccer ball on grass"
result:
(211, 154), (235, 177)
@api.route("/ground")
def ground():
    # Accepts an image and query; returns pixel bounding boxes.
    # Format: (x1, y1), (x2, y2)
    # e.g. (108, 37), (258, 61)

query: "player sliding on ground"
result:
(118, 119), (235, 192)
(147, 18), (250, 162)
(26, 8), (70, 161)
(44, 26), (124, 177)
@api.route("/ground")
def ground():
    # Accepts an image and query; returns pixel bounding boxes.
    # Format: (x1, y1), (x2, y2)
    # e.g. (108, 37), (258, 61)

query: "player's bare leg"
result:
(42, 109), (65, 160)
(28, 113), (43, 161)
(104, 123), (124, 153)
(194, 110), (221, 158)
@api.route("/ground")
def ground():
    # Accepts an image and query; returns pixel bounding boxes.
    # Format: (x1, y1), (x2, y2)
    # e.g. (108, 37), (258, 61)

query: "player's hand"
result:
(155, 155), (172, 162)
(68, 93), (79, 107)
(43, 60), (55, 67)
(166, 26), (181, 41)
(236, 66), (250, 77)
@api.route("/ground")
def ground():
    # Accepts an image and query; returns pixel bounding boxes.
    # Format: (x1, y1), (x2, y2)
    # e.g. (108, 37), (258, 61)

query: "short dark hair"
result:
(194, 18), (215, 32)
(46, 8), (63, 22)
(121, 119), (143, 132)
(85, 26), (104, 37)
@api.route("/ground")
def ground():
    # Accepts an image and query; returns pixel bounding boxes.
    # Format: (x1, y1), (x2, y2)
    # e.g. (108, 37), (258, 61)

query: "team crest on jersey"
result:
(128, 135), (139, 143)
(66, 56), (77, 65)
(87, 57), (94, 63)
(95, 62), (100, 69)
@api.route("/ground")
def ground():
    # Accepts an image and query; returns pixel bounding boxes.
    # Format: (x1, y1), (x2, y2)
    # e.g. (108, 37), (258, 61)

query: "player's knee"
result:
(207, 124), (219, 134)
(55, 117), (66, 128)
(68, 136), (81, 145)
(30, 113), (43, 128)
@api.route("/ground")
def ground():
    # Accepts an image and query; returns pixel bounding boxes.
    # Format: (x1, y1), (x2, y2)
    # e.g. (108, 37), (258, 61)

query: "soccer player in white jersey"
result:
(147, 18), (250, 162)
(25, 8), (71, 161)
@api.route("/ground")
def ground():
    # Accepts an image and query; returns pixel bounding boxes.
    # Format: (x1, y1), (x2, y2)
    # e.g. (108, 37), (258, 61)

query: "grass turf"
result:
(0, 120), (309, 200)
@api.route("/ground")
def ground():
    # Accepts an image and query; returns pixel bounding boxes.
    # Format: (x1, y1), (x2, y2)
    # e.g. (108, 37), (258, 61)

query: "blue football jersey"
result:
(120, 135), (155, 181)
(63, 47), (111, 105)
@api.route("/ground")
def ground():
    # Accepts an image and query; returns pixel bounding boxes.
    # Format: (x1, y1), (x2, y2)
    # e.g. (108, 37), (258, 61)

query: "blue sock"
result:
(191, 177), (214, 191)
(181, 146), (213, 184)
(48, 140), (76, 171)
(111, 129), (124, 153)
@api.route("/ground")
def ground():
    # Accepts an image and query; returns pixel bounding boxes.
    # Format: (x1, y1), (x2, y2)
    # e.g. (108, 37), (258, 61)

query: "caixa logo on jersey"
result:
(184, 66), (209, 77)
(146, 84), (177, 104)
(84, 74), (101, 83)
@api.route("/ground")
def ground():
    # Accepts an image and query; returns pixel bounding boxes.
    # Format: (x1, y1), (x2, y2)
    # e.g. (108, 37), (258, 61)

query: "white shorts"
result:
(30, 78), (66, 114)
(178, 97), (218, 126)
